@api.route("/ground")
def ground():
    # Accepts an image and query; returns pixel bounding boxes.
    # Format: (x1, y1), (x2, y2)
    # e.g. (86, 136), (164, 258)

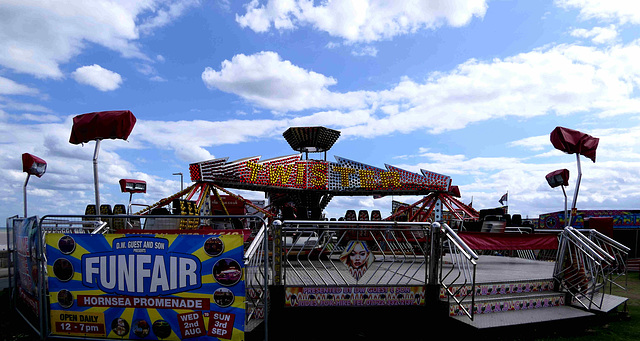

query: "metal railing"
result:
(40, 216), (109, 234)
(43, 213), (272, 335)
(9, 213), (270, 341)
(243, 220), (270, 336)
(586, 229), (630, 292)
(437, 222), (478, 320)
(553, 227), (618, 310)
(275, 220), (431, 287)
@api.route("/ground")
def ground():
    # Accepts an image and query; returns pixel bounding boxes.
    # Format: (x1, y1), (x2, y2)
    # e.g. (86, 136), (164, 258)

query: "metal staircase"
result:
(439, 226), (630, 330)
(444, 277), (594, 329)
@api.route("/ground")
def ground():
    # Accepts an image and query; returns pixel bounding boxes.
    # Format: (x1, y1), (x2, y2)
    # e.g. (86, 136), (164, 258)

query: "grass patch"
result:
(537, 273), (640, 341)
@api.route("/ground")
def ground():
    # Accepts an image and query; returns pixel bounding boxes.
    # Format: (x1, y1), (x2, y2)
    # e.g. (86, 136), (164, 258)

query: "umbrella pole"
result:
(568, 153), (582, 227)
(23, 174), (31, 217)
(93, 139), (102, 214)
(562, 185), (568, 228)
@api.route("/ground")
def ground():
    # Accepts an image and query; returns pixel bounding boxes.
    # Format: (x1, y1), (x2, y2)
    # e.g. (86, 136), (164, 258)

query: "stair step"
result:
(448, 292), (565, 317)
(570, 292), (629, 313)
(451, 305), (594, 329)
(440, 278), (556, 299)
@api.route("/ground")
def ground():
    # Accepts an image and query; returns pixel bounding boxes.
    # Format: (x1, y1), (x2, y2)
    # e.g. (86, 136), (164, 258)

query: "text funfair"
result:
(81, 237), (201, 296)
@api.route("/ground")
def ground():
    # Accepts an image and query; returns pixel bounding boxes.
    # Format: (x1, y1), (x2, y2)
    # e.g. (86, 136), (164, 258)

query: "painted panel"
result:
(46, 233), (245, 340)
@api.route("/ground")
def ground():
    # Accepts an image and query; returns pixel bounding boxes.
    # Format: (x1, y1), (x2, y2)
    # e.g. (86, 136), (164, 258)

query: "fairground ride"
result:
(134, 126), (478, 228)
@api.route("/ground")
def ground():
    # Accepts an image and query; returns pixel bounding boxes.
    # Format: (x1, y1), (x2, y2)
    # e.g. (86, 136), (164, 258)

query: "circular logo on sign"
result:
(133, 320), (150, 338)
(58, 235), (76, 254)
(57, 289), (74, 308)
(213, 258), (242, 286)
(204, 237), (224, 257)
(53, 258), (74, 282)
(214, 287), (235, 307)
(152, 320), (171, 339)
(111, 318), (129, 337)
(545, 216), (557, 229)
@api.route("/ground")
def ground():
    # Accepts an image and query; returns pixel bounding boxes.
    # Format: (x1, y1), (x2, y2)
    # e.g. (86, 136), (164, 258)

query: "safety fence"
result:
(3, 215), (486, 340)
(586, 229), (629, 291)
(437, 222), (478, 320)
(243, 223), (270, 333)
(274, 220), (432, 287)
(6, 214), (265, 341)
(269, 220), (436, 317)
(15, 214), (629, 339)
(554, 227), (629, 310)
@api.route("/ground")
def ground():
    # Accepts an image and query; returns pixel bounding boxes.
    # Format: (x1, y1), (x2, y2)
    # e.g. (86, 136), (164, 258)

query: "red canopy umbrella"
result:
(546, 169), (570, 227)
(545, 169), (569, 188)
(70, 110), (137, 213)
(21, 153), (47, 217)
(22, 153), (47, 177)
(69, 110), (136, 144)
(550, 126), (599, 162)
(549, 127), (598, 227)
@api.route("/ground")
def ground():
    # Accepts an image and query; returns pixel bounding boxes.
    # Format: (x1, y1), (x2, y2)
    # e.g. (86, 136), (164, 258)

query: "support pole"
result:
(428, 222), (441, 287)
(568, 154), (582, 227)
(562, 185), (568, 228)
(93, 140), (102, 213)
(23, 174), (31, 217)
(434, 198), (442, 222)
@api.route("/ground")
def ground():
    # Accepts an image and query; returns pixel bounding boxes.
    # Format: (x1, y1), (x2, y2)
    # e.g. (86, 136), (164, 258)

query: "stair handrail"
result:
(245, 223), (267, 262)
(243, 219), (270, 341)
(441, 222), (479, 262)
(586, 229), (630, 291)
(554, 226), (611, 310)
(436, 222), (478, 320)
(91, 221), (109, 234)
(570, 227), (614, 263)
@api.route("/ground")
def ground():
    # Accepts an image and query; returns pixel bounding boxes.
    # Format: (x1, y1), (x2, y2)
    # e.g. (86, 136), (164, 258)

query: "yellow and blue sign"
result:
(46, 233), (245, 340)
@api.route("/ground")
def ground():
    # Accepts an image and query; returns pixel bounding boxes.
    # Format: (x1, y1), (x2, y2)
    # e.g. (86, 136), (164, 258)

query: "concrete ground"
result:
(0, 268), (8, 290)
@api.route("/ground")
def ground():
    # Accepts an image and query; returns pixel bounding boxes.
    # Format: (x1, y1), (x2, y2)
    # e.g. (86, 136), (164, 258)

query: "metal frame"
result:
(436, 222), (478, 320)
(586, 229), (630, 292)
(243, 219), (270, 340)
(386, 192), (479, 223)
(9, 213), (270, 341)
(553, 227), (621, 310)
(274, 220), (432, 288)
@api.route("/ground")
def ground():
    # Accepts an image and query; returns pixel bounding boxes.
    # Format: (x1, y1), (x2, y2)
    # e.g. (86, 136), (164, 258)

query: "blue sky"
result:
(2, 0), (640, 221)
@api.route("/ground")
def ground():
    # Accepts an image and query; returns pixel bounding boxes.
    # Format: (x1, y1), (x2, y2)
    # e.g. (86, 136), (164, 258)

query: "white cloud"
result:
(0, 76), (39, 95)
(72, 65), (123, 91)
(556, 0), (640, 25)
(570, 25), (618, 44)
(0, 0), (198, 79)
(136, 62), (167, 81)
(138, 0), (200, 34)
(132, 118), (288, 162)
(509, 135), (551, 152)
(0, 99), (53, 114)
(16, 113), (61, 123)
(202, 51), (370, 112)
(394, 127), (640, 217)
(203, 40), (640, 137)
(351, 46), (378, 57)
(236, 0), (488, 42)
